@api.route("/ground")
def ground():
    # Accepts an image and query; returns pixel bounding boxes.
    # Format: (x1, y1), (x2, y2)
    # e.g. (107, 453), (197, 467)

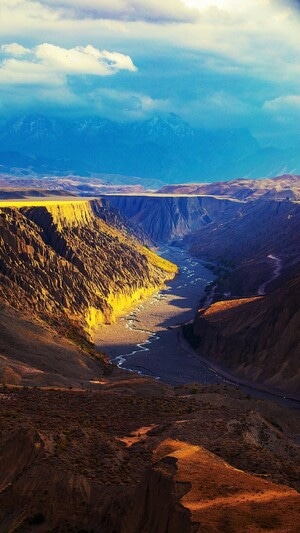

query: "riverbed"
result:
(95, 246), (224, 385)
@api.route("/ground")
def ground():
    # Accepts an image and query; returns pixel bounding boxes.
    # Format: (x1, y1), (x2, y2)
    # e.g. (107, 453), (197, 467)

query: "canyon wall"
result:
(106, 194), (240, 243)
(0, 198), (177, 341)
(191, 275), (300, 395)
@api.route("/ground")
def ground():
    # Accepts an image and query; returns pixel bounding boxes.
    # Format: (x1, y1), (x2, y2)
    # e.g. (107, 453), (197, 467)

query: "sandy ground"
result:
(95, 246), (223, 385)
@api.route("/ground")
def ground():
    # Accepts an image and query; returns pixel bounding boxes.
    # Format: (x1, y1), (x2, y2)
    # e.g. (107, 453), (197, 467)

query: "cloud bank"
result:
(42, 0), (197, 22)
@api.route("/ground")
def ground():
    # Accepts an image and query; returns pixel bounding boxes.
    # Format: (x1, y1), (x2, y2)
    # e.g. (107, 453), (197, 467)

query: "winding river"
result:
(95, 245), (300, 408)
(95, 246), (224, 385)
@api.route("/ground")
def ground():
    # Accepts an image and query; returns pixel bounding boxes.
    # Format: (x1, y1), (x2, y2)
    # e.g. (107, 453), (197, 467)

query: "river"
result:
(95, 245), (224, 385)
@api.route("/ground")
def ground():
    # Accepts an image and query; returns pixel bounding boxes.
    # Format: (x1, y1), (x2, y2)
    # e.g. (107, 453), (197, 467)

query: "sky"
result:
(0, 0), (299, 142)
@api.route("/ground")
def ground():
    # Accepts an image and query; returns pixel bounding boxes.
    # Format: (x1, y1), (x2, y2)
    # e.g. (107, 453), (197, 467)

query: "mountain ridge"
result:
(1, 113), (299, 181)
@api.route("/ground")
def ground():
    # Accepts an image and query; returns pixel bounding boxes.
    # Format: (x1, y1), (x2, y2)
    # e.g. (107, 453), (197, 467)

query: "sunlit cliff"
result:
(0, 198), (177, 341)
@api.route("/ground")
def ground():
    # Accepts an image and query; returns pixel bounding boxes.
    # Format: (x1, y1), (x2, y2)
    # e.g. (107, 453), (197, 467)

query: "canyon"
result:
(0, 177), (299, 531)
(0, 198), (176, 387)
(105, 184), (299, 399)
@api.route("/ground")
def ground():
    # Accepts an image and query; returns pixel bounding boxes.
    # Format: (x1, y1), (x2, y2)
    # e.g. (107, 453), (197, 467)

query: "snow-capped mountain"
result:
(0, 113), (299, 182)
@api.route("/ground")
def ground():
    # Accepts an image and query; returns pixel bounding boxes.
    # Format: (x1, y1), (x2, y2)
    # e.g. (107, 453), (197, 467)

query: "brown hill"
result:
(158, 174), (300, 201)
(0, 384), (299, 531)
(0, 304), (108, 388)
(191, 275), (300, 396)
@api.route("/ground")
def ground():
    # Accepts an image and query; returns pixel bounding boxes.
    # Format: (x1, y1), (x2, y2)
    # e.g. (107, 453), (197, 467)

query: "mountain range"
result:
(1, 113), (300, 182)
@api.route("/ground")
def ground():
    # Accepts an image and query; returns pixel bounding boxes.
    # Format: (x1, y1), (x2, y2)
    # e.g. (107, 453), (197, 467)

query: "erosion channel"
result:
(95, 246), (224, 385)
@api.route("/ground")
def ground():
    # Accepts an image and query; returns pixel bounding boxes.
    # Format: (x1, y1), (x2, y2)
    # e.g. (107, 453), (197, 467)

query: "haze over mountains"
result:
(1, 113), (300, 182)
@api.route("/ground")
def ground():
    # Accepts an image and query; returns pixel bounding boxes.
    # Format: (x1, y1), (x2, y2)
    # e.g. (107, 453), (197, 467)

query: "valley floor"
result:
(95, 246), (300, 409)
(95, 246), (222, 385)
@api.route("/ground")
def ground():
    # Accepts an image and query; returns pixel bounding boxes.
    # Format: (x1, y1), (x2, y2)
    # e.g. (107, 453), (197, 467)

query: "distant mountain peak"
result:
(0, 113), (299, 182)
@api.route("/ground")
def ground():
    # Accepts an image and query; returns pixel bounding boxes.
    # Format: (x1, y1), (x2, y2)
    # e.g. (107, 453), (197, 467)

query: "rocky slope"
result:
(106, 194), (241, 243)
(0, 384), (299, 532)
(185, 198), (300, 296)
(0, 303), (109, 388)
(0, 198), (176, 384)
(189, 275), (300, 396)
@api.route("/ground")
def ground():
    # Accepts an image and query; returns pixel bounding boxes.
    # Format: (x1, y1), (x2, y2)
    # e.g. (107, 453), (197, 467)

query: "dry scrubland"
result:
(0, 382), (299, 532)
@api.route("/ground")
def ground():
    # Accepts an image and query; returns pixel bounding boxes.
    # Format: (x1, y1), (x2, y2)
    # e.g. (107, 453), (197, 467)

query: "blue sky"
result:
(0, 0), (299, 142)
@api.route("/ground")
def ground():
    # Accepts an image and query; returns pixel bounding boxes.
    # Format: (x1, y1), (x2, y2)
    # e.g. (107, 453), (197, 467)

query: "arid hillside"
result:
(0, 303), (109, 388)
(186, 198), (300, 296)
(158, 174), (300, 201)
(189, 275), (300, 396)
(0, 383), (299, 532)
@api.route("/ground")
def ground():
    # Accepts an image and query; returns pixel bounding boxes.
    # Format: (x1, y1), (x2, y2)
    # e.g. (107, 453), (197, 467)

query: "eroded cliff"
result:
(190, 275), (300, 396)
(106, 194), (240, 243)
(0, 198), (177, 342)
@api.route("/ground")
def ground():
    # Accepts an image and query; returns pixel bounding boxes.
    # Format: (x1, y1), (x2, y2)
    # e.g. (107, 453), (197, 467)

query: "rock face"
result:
(106, 194), (240, 243)
(185, 198), (300, 296)
(187, 199), (300, 268)
(0, 198), (177, 341)
(191, 275), (300, 395)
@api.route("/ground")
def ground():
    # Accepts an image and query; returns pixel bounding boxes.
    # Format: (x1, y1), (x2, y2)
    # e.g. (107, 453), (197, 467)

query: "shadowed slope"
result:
(191, 275), (300, 395)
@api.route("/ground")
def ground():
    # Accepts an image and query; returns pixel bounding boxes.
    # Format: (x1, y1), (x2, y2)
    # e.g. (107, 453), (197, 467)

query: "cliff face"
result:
(192, 275), (300, 395)
(185, 198), (300, 296)
(187, 199), (300, 267)
(106, 195), (240, 243)
(0, 199), (177, 341)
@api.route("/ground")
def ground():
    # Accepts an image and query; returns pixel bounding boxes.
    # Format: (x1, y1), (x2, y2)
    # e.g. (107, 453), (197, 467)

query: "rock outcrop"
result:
(0, 198), (177, 341)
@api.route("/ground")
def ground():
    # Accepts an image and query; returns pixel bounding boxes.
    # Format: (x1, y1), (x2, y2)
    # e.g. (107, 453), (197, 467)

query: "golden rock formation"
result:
(0, 198), (177, 340)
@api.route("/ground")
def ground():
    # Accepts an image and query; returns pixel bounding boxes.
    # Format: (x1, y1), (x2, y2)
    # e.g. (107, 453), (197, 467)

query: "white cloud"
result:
(1, 43), (30, 56)
(87, 87), (170, 120)
(1, 1), (299, 87)
(0, 43), (137, 85)
(263, 95), (300, 111)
